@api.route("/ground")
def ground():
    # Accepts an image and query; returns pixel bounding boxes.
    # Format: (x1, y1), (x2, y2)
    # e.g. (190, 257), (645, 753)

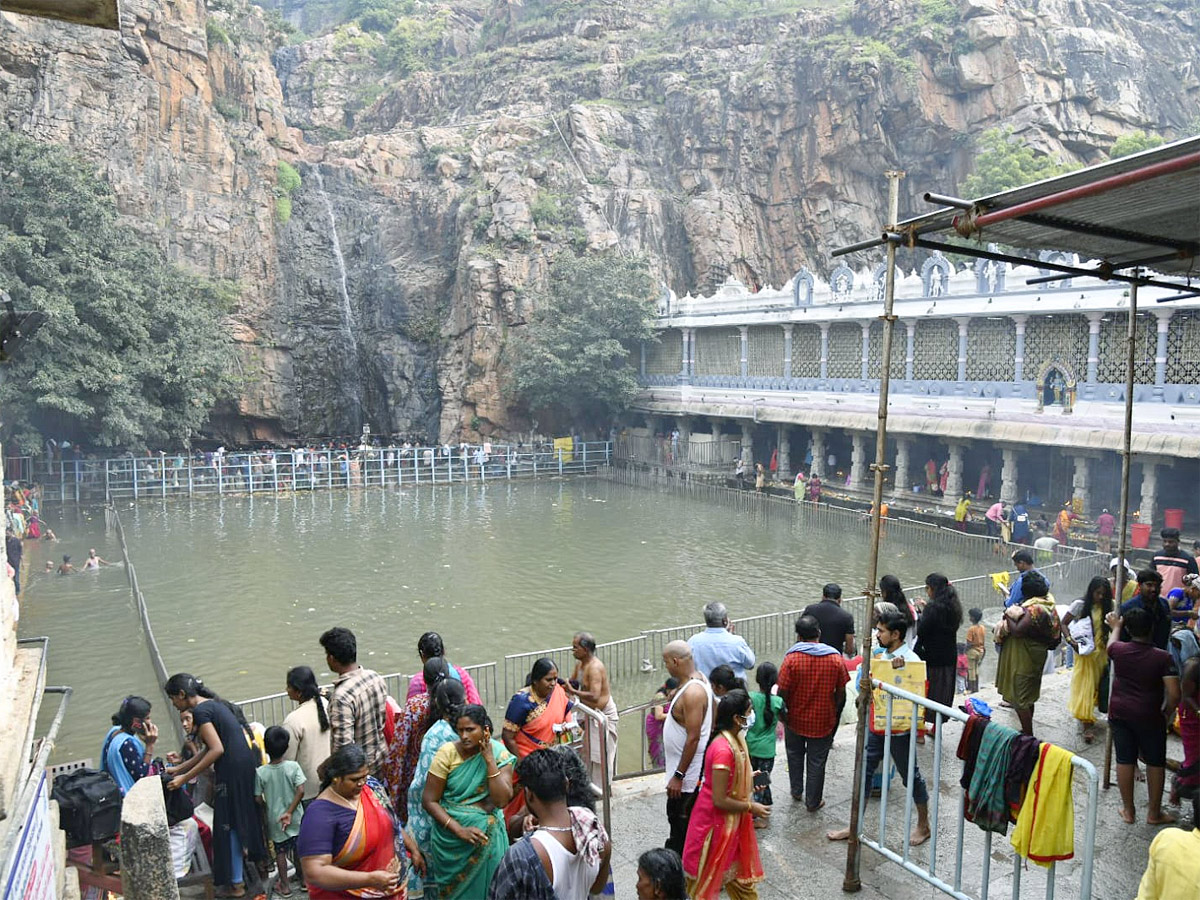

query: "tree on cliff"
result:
(509, 254), (658, 427)
(959, 127), (1075, 197)
(0, 127), (236, 452)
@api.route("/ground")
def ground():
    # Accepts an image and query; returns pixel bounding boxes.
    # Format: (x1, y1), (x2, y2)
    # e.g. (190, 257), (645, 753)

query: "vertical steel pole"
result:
(845, 169), (903, 891)
(1104, 277), (1138, 789)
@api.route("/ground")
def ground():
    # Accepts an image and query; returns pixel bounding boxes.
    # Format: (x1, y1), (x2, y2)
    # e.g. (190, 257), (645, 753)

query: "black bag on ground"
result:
(52, 768), (122, 848)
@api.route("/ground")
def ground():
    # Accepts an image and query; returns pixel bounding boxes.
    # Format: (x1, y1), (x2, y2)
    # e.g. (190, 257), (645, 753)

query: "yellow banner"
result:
(553, 437), (574, 462)
(870, 657), (927, 734)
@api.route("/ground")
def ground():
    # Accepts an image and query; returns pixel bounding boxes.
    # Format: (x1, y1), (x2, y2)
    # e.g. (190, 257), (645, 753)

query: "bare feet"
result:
(1082, 727), (1096, 744)
(1135, 767), (1146, 784)
(910, 826), (931, 846)
(826, 827), (851, 841)
(1147, 811), (1178, 826)
(1119, 807), (1136, 824)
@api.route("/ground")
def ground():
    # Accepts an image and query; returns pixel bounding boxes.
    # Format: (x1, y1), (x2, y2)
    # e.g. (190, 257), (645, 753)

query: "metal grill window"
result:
(693, 327), (741, 376)
(827, 322), (861, 378)
(792, 324), (821, 377)
(1097, 313), (1154, 384)
(1024, 314), (1089, 383)
(912, 319), (957, 381)
(966, 318), (1016, 382)
(645, 330), (682, 375)
(747, 326), (784, 377)
(1167, 311), (1200, 384)
(867, 319), (904, 379)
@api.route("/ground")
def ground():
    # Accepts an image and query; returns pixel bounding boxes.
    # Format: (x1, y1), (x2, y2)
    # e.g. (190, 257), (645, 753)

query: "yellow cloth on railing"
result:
(1010, 742), (1074, 866)
(991, 571), (1013, 596)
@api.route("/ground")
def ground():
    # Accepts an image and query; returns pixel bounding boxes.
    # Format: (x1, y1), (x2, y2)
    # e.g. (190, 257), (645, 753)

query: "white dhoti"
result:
(583, 697), (619, 791)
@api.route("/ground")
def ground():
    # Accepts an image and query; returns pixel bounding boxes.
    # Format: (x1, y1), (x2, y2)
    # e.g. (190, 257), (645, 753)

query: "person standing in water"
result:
(57, 555), (75, 575)
(82, 548), (111, 570)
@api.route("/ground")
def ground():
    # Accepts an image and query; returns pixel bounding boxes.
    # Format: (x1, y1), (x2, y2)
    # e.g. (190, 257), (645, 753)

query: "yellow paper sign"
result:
(553, 436), (574, 462)
(870, 657), (927, 734)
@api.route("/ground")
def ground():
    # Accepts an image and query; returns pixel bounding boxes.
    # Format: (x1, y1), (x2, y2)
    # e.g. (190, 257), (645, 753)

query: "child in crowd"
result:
(748, 662), (785, 826)
(955, 643), (969, 695)
(254, 726), (306, 896)
(645, 678), (679, 768)
(965, 608), (986, 693)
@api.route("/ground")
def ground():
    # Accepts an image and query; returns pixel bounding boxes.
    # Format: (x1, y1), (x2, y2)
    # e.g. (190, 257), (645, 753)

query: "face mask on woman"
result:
(741, 710), (755, 733)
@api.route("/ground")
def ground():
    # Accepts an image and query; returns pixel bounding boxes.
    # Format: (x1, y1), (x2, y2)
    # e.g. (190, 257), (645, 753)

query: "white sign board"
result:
(2, 771), (56, 900)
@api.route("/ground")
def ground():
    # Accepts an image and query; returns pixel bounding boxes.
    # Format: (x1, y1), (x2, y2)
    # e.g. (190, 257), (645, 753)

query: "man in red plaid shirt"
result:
(776, 614), (849, 811)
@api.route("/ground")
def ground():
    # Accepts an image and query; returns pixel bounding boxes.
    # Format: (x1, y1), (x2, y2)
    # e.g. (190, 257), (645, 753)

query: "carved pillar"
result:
(860, 322), (871, 380)
(739, 325), (749, 378)
(819, 323), (830, 381)
(850, 433), (868, 489)
(777, 425), (791, 476)
(1012, 315), (1028, 382)
(679, 329), (689, 381)
(905, 320), (916, 382)
(810, 429), (826, 478)
(894, 437), (911, 494)
(956, 317), (970, 384)
(1000, 447), (1019, 504)
(1140, 460), (1160, 527)
(741, 422), (754, 467)
(1154, 311), (1172, 398)
(945, 442), (966, 500)
(781, 324), (793, 380)
(1085, 313), (1102, 385)
(685, 328), (695, 379)
(1072, 454), (1093, 516)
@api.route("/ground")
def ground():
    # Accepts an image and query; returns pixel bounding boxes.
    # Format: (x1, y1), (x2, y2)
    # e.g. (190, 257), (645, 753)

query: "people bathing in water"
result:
(82, 548), (110, 570)
(57, 555), (75, 575)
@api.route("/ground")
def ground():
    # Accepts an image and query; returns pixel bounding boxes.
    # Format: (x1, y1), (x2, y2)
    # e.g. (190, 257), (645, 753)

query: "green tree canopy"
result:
(509, 253), (658, 426)
(1108, 130), (1165, 159)
(0, 126), (237, 453)
(959, 127), (1076, 197)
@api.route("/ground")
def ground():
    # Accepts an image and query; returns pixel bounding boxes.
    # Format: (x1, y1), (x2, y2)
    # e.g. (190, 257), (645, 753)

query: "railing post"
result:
(187, 455), (193, 496)
(161, 457), (166, 499)
(247, 456), (254, 494)
(132, 460), (138, 500)
(105, 459), (111, 501)
(558, 450), (563, 476)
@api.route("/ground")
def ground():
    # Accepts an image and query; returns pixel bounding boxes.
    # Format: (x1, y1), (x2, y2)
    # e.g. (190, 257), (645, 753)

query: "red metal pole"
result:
(954, 150), (1200, 235)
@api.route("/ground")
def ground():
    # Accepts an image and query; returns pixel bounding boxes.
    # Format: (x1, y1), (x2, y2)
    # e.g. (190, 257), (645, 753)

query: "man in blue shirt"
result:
(1005, 549), (1049, 607)
(688, 601), (755, 680)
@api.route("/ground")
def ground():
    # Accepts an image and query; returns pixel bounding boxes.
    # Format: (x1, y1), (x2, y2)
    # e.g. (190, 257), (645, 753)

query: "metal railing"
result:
(34, 443), (614, 503)
(857, 679), (1098, 900)
(614, 434), (741, 470)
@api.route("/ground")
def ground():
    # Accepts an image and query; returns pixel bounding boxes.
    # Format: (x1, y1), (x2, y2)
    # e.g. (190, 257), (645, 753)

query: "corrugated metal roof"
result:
(899, 135), (1200, 278)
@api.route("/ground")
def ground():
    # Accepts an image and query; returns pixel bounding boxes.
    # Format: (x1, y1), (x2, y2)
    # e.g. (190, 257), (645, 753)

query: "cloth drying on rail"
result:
(956, 712), (990, 793)
(1010, 742), (1075, 866)
(1005, 733), (1041, 820)
(964, 721), (1019, 833)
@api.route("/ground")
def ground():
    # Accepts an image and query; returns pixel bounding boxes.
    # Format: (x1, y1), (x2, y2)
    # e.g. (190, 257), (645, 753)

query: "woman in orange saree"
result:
(501, 658), (575, 818)
(682, 690), (767, 900)
(298, 744), (424, 899)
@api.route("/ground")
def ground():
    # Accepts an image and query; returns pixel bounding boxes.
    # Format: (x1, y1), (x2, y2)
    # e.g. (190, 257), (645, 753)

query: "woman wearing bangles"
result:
(422, 705), (515, 899)
(682, 690), (767, 900)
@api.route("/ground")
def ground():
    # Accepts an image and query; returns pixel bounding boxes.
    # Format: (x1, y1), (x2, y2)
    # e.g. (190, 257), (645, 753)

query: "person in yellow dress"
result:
(1060, 576), (1112, 744)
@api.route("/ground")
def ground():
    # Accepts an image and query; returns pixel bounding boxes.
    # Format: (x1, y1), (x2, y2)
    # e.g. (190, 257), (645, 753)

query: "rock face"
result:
(1, 0), (1197, 441)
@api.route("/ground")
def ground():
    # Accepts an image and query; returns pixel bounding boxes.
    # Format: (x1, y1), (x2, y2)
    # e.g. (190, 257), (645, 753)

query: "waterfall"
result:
(311, 168), (364, 429)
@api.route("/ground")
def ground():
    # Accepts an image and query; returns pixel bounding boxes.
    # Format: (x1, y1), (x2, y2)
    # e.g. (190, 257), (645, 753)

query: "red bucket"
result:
(1131, 522), (1152, 549)
(1164, 508), (1184, 531)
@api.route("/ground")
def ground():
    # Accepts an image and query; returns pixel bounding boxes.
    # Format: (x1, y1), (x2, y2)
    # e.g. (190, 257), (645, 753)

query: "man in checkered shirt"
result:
(319, 627), (390, 776)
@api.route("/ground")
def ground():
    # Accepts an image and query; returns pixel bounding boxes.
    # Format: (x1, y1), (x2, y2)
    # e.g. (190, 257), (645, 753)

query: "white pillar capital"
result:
(779, 323), (794, 336)
(1010, 314), (1028, 333)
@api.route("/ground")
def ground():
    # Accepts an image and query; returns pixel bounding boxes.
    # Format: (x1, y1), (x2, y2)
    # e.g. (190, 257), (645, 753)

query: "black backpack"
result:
(52, 768), (122, 848)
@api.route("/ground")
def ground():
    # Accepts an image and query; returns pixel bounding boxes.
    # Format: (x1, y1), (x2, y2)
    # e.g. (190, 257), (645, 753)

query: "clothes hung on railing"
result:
(1010, 742), (1075, 866)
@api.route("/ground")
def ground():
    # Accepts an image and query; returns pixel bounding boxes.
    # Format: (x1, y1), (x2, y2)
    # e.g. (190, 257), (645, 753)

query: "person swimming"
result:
(57, 555), (75, 575)
(82, 548), (110, 571)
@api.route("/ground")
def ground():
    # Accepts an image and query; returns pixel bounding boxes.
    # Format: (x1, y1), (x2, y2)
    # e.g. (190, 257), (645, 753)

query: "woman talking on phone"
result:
(101, 695), (160, 794)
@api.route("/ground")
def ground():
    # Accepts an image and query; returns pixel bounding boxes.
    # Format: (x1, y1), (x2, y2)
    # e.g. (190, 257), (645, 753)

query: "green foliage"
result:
(473, 209), (493, 239)
(1108, 131), (1165, 159)
(205, 20), (232, 47)
(374, 12), (448, 76)
(0, 127), (236, 451)
(960, 127), (1076, 197)
(531, 190), (572, 228)
(274, 160), (302, 224)
(509, 254), (658, 424)
(348, 0), (416, 32)
(212, 95), (242, 121)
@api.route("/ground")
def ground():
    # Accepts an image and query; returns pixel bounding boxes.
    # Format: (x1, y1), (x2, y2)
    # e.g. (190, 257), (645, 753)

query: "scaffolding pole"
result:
(844, 169), (903, 891)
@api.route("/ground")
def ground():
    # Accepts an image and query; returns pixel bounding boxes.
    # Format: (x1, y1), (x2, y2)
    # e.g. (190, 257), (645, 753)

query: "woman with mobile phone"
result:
(100, 695), (159, 794)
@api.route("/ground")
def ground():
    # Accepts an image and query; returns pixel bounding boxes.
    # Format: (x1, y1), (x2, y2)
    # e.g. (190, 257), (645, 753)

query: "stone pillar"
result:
(639, 341), (646, 377)
(738, 325), (749, 378)
(1085, 313), (1102, 385)
(819, 323), (830, 380)
(1140, 460), (1159, 527)
(850, 432), (868, 489)
(894, 437), (911, 494)
(120, 776), (181, 900)
(684, 328), (695, 379)
(945, 442), (966, 500)
(1000, 447), (1019, 504)
(679, 329), (689, 380)
(1072, 454), (1093, 515)
(956, 317), (970, 385)
(678, 416), (693, 465)
(905, 321), (916, 382)
(860, 322), (871, 380)
(1012, 315), (1027, 382)
(740, 422), (754, 467)
(1154, 311), (1172, 398)
(777, 425), (791, 475)
(810, 428), (827, 478)
(781, 324), (793, 379)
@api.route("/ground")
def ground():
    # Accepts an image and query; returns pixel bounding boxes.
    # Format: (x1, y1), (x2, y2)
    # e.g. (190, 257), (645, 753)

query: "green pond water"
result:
(21, 478), (994, 762)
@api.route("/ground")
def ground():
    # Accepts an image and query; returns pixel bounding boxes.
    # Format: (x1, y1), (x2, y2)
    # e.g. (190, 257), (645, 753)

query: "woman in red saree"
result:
(682, 690), (767, 900)
(381, 658), (449, 817)
(298, 744), (424, 899)
(501, 658), (574, 818)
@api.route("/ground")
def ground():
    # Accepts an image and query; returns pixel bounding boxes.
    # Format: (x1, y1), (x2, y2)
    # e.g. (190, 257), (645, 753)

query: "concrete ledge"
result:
(120, 776), (180, 900)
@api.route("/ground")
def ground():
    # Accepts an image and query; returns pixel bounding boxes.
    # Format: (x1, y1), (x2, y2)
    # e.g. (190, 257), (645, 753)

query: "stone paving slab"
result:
(607, 667), (1190, 900)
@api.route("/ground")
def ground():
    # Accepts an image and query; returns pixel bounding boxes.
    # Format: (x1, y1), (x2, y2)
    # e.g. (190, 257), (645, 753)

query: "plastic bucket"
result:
(1131, 522), (1152, 549)
(1164, 508), (1184, 531)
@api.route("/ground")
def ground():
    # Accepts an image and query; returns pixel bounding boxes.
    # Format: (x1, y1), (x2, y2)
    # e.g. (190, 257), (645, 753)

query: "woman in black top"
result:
(165, 673), (266, 897)
(916, 574), (963, 736)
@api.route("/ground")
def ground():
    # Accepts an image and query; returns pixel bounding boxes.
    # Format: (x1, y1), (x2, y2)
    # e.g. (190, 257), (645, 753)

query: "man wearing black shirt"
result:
(1119, 569), (1173, 651)
(803, 583), (856, 657)
(5, 529), (22, 595)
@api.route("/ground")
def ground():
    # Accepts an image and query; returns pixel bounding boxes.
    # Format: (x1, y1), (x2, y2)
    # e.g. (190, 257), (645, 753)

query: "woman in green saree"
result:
(422, 704), (515, 899)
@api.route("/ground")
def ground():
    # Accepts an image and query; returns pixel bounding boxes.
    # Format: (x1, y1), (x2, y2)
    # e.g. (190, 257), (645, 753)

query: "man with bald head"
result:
(661, 640), (714, 853)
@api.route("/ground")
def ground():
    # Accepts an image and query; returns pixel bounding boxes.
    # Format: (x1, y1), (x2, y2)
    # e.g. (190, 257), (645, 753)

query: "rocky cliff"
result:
(1, 0), (1196, 441)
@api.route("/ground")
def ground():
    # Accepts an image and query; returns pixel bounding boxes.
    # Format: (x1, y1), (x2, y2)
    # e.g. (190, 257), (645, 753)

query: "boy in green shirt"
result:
(254, 726), (307, 896)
